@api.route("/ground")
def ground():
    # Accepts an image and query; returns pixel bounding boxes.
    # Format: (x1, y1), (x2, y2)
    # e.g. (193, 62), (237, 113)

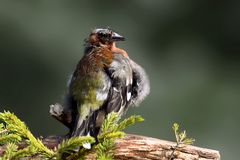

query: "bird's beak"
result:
(112, 32), (125, 41)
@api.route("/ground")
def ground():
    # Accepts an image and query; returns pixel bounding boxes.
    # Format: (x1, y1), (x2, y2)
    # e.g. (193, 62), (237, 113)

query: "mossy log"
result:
(0, 134), (220, 159)
(48, 103), (220, 159)
(0, 104), (220, 159)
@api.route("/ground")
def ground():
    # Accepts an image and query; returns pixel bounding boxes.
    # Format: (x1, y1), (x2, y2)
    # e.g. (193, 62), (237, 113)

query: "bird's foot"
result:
(50, 103), (64, 117)
(49, 103), (73, 129)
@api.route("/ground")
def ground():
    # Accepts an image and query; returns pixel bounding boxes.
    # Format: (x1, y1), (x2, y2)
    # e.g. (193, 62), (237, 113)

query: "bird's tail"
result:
(71, 115), (93, 149)
(71, 111), (102, 149)
(71, 115), (86, 137)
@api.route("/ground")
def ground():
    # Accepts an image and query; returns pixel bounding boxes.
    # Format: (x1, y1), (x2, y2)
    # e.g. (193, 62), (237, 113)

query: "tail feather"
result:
(82, 132), (91, 149)
(71, 115), (87, 137)
(71, 111), (101, 138)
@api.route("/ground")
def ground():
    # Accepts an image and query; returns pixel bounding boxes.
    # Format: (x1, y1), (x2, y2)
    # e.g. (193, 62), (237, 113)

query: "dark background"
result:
(0, 1), (239, 159)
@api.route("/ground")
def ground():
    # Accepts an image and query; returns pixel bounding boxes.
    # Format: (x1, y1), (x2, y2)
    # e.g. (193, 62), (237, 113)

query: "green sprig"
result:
(55, 136), (95, 159)
(96, 112), (144, 160)
(0, 111), (144, 160)
(1, 143), (18, 160)
(172, 123), (195, 145)
(170, 123), (195, 159)
(0, 111), (55, 158)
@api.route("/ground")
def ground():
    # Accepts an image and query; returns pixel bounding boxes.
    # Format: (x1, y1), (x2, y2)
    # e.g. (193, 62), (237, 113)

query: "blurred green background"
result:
(0, 1), (239, 159)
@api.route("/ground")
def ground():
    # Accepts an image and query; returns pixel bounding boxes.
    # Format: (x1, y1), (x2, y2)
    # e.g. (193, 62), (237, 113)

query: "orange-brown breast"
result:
(74, 47), (113, 77)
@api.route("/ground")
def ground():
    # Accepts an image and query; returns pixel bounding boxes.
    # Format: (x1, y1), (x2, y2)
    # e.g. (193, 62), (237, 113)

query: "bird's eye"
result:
(99, 32), (106, 36)
(98, 32), (110, 39)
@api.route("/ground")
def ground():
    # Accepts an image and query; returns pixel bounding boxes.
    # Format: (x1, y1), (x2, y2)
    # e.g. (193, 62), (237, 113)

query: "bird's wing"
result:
(104, 53), (133, 116)
(129, 59), (150, 106)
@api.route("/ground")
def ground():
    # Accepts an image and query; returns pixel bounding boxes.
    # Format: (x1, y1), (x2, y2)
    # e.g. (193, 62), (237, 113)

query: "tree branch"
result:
(0, 134), (220, 160)
(0, 104), (220, 159)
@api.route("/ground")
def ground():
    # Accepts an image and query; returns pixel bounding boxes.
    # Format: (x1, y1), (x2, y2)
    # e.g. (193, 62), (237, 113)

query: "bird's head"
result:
(86, 28), (125, 47)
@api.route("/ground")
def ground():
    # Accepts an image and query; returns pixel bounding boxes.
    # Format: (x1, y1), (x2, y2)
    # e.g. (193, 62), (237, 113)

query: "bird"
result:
(64, 28), (150, 143)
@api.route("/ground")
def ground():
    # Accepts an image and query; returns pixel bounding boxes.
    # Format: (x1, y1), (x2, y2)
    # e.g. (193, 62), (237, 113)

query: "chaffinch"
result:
(64, 28), (150, 141)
